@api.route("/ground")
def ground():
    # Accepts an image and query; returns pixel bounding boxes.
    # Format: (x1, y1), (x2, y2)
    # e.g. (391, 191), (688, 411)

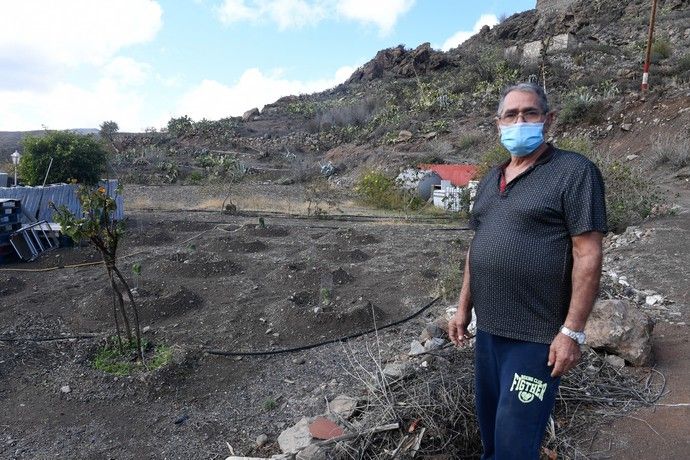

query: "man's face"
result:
(496, 90), (553, 133)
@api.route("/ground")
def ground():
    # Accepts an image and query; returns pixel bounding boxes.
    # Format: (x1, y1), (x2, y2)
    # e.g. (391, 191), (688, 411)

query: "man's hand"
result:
(448, 309), (472, 347)
(548, 333), (582, 377)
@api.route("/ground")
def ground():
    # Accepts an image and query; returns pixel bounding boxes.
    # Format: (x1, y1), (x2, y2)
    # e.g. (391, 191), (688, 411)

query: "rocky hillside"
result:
(4, 0), (690, 194)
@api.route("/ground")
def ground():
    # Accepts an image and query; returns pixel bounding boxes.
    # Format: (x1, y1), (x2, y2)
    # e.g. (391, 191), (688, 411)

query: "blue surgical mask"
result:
(499, 122), (545, 156)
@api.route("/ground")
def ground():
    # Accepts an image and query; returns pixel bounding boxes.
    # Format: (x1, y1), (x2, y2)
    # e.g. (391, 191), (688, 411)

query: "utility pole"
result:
(641, 0), (659, 91)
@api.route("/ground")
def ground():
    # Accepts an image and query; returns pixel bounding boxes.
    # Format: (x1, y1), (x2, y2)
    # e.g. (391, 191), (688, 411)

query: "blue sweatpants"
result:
(474, 329), (560, 460)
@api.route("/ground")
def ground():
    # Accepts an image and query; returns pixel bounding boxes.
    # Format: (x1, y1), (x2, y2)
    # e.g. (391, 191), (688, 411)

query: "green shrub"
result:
(651, 37), (672, 61)
(262, 398), (278, 411)
(167, 115), (194, 137)
(456, 132), (483, 151)
(188, 171), (205, 184)
(354, 170), (424, 211)
(558, 93), (606, 126)
(93, 339), (172, 376)
(676, 52), (690, 72)
(19, 130), (107, 185)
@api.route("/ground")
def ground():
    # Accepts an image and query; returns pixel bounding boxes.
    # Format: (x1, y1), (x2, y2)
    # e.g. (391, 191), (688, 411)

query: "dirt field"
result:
(0, 187), (471, 459)
(1, 180), (689, 459)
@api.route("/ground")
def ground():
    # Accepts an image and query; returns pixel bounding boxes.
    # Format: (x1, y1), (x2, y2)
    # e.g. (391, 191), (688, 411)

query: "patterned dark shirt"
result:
(469, 145), (607, 344)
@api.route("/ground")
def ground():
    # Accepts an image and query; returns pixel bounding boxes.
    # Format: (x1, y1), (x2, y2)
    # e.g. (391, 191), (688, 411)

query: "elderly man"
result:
(448, 82), (607, 459)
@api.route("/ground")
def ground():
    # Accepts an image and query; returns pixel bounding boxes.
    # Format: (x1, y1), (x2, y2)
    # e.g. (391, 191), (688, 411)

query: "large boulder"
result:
(585, 299), (654, 366)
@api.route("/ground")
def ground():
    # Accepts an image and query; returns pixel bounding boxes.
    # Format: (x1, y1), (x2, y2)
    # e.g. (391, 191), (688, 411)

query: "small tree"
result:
(52, 186), (143, 359)
(99, 120), (120, 153)
(19, 131), (107, 185)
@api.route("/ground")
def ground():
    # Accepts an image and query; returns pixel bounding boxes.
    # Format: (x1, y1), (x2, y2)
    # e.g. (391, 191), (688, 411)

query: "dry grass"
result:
(650, 133), (690, 169)
(331, 342), (664, 459)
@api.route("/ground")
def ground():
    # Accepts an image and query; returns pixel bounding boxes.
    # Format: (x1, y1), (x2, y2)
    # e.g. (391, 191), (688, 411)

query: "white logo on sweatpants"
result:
(510, 373), (547, 403)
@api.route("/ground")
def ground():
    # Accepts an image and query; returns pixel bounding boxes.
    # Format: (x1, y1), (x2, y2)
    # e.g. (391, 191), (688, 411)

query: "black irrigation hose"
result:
(205, 296), (441, 357)
(0, 334), (100, 343)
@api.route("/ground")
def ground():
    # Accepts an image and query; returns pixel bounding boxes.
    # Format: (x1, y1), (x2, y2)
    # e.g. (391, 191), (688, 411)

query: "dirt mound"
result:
(331, 267), (355, 285)
(176, 259), (244, 278)
(126, 229), (174, 247)
(241, 224), (290, 238)
(138, 285), (204, 323)
(220, 238), (268, 253)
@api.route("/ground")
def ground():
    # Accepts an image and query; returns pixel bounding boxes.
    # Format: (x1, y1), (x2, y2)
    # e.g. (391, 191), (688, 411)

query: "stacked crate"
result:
(0, 199), (22, 264)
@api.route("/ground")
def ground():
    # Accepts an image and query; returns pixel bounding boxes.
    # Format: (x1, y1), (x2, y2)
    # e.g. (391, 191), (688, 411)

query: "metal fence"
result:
(0, 180), (124, 224)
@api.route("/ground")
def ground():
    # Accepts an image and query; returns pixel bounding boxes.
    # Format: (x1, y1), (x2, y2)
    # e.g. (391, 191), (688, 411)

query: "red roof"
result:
(419, 164), (477, 187)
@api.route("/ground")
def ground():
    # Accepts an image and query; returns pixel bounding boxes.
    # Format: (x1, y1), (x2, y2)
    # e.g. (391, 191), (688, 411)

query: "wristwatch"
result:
(560, 325), (586, 344)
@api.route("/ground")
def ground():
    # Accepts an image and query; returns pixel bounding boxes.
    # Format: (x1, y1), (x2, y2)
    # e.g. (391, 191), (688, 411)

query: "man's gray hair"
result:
(496, 82), (550, 117)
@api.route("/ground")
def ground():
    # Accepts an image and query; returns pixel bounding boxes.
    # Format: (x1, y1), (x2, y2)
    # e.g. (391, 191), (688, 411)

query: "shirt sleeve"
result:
(562, 160), (608, 236)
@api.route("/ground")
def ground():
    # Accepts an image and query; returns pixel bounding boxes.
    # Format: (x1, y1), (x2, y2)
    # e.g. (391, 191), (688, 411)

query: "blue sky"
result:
(0, 0), (536, 132)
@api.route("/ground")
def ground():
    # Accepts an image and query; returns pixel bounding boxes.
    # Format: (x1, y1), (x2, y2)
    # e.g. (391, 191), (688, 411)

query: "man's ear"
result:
(495, 117), (502, 135)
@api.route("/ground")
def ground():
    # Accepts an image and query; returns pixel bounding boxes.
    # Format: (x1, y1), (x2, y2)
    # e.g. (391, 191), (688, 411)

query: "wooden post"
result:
(642, 0), (659, 91)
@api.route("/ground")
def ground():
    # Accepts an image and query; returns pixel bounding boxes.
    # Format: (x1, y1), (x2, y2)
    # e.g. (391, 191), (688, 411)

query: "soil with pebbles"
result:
(0, 204), (470, 459)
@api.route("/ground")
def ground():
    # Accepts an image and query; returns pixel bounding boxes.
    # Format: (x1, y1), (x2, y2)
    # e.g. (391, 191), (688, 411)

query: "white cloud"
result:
(218, 0), (326, 29)
(217, 0), (260, 23)
(440, 14), (498, 51)
(0, 1), (164, 131)
(216, 0), (412, 33)
(336, 0), (415, 35)
(0, 81), (150, 131)
(0, 0), (163, 67)
(172, 65), (357, 121)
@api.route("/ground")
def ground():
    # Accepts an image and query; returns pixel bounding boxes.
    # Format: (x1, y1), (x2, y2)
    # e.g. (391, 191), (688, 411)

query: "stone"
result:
(328, 395), (358, 419)
(296, 444), (327, 460)
(585, 299), (654, 366)
(409, 340), (426, 356)
(278, 417), (313, 454)
(423, 337), (447, 352)
(396, 130), (413, 142)
(242, 107), (260, 121)
(621, 123), (633, 131)
(626, 154), (639, 161)
(256, 434), (269, 447)
(645, 294), (663, 306)
(549, 33), (577, 53)
(522, 40), (543, 63)
(382, 362), (412, 380)
(142, 326), (151, 333)
(60, 385), (71, 394)
(605, 354), (626, 368)
(419, 321), (447, 342)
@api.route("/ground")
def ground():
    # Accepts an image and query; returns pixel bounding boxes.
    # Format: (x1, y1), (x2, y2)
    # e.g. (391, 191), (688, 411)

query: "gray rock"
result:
(408, 340), (426, 356)
(605, 354), (626, 368)
(585, 299), (654, 366)
(256, 433), (269, 447)
(396, 130), (413, 142)
(382, 362), (412, 380)
(328, 395), (358, 419)
(645, 294), (663, 306)
(423, 337), (447, 352)
(278, 417), (313, 454)
(419, 321), (447, 342)
(243, 107), (260, 121)
(621, 123), (633, 131)
(60, 385), (71, 394)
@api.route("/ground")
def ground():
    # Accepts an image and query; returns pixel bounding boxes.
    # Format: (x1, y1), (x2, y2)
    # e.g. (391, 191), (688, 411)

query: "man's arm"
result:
(548, 231), (604, 376)
(449, 248), (473, 346)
